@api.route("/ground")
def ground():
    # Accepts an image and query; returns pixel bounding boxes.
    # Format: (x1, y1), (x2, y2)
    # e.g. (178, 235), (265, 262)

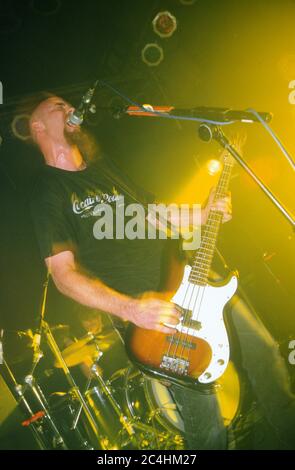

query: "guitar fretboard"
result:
(189, 155), (234, 286)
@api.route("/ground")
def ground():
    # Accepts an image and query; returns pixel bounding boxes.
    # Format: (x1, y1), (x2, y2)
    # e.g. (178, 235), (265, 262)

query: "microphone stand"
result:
(96, 79), (294, 227)
(198, 123), (295, 229)
(27, 271), (49, 378)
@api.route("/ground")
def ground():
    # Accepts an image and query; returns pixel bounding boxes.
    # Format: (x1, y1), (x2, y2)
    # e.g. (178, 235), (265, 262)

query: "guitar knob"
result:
(217, 359), (225, 365)
(204, 372), (212, 380)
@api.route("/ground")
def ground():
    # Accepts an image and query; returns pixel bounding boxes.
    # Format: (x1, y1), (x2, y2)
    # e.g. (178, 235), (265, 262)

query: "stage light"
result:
(207, 159), (221, 175)
(141, 43), (164, 67)
(152, 11), (177, 39)
(11, 114), (31, 141)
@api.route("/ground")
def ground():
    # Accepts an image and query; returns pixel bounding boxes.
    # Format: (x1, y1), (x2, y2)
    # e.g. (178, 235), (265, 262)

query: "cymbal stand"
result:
(23, 372), (68, 450)
(2, 358), (49, 450)
(42, 320), (107, 449)
(71, 345), (103, 431)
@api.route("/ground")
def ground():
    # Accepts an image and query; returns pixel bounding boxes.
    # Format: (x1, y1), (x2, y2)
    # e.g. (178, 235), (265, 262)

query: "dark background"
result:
(0, 0), (294, 352)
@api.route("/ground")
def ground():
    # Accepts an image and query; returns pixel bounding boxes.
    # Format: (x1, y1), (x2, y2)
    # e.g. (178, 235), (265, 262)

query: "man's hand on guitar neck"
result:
(147, 187), (232, 235)
(201, 187), (232, 226)
(201, 131), (245, 226)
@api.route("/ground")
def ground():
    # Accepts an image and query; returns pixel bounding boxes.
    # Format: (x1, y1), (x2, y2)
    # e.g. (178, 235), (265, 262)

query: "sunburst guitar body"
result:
(126, 267), (238, 388)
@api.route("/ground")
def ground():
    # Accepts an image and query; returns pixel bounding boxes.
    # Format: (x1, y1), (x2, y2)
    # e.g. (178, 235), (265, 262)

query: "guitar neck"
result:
(189, 155), (234, 286)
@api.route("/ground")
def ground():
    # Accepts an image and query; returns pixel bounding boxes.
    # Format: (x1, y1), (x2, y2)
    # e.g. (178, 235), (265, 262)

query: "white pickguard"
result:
(170, 265), (238, 384)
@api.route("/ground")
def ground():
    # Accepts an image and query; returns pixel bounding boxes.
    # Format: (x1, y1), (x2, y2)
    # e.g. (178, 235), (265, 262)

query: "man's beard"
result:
(64, 127), (99, 164)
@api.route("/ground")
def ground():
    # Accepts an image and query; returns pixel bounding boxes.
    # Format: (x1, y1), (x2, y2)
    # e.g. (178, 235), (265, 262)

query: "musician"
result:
(28, 93), (295, 449)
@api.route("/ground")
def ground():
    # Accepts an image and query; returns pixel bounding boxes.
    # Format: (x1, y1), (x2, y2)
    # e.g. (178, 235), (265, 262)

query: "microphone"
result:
(198, 123), (221, 142)
(67, 80), (99, 126)
(125, 105), (272, 123)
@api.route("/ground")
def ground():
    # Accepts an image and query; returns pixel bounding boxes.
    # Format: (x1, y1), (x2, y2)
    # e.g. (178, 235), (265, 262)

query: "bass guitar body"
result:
(126, 265), (238, 388)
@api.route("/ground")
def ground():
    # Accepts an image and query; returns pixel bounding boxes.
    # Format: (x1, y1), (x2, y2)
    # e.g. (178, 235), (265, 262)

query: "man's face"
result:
(30, 96), (80, 142)
(30, 95), (97, 162)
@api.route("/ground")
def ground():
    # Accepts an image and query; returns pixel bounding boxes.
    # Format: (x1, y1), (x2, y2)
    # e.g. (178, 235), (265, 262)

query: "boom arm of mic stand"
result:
(205, 124), (295, 229)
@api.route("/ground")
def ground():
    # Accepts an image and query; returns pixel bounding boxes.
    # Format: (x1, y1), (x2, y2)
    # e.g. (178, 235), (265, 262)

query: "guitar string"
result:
(184, 213), (222, 369)
(169, 259), (203, 361)
(175, 218), (215, 366)
(168, 183), (223, 363)
(174, 160), (232, 375)
(167, 185), (224, 363)
(183, 162), (232, 377)
(165, 271), (198, 361)
(168, 210), (218, 364)
(166, 211), (217, 362)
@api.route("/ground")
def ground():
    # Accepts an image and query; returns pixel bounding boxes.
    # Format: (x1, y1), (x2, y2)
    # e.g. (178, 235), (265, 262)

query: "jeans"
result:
(171, 294), (295, 450)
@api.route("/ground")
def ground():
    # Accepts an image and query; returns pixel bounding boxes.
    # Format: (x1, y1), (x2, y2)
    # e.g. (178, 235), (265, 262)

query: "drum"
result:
(85, 360), (241, 449)
(123, 368), (184, 434)
(48, 393), (94, 450)
(85, 366), (184, 449)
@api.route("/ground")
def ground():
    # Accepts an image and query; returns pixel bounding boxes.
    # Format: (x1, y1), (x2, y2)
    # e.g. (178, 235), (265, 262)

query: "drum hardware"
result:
(51, 324), (70, 334)
(2, 357), (65, 450)
(53, 331), (116, 369)
(91, 362), (136, 437)
(2, 322), (185, 449)
(123, 367), (185, 443)
(42, 320), (108, 449)
(1, 299), (184, 450)
(85, 362), (185, 450)
(71, 377), (92, 431)
(70, 357), (103, 433)
(22, 373), (68, 450)
(2, 322), (68, 450)
(1, 271), (184, 449)
(32, 272), (107, 448)
(47, 391), (95, 450)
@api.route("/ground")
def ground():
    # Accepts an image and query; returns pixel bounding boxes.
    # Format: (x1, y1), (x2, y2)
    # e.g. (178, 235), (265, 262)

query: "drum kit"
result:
(0, 322), (185, 450)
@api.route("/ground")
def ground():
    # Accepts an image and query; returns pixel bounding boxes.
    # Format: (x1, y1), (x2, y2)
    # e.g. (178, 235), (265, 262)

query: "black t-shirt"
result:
(30, 156), (172, 297)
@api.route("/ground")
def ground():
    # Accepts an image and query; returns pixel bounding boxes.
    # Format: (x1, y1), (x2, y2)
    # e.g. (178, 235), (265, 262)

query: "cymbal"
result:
(51, 324), (70, 333)
(50, 324), (70, 345)
(93, 331), (118, 352)
(54, 331), (116, 368)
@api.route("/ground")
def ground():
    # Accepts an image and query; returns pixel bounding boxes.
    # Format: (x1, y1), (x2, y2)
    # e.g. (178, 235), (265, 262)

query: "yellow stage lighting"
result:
(207, 159), (221, 175)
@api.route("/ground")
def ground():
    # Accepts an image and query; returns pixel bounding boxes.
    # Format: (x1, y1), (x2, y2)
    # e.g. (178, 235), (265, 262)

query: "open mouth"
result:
(65, 120), (80, 131)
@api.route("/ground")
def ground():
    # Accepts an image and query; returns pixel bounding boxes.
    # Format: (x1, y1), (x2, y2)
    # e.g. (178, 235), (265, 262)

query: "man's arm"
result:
(46, 250), (180, 334)
(147, 187), (232, 235)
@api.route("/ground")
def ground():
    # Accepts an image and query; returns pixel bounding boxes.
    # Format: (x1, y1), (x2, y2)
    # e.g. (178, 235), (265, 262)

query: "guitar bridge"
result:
(160, 355), (189, 375)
